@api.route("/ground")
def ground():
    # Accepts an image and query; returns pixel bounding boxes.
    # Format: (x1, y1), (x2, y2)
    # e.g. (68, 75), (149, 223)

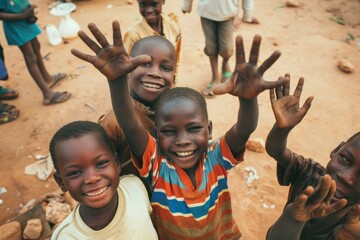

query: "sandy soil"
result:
(0, 0), (359, 239)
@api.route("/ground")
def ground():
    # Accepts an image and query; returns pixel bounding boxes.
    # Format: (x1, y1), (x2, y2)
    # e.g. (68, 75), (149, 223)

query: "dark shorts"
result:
(200, 17), (234, 58)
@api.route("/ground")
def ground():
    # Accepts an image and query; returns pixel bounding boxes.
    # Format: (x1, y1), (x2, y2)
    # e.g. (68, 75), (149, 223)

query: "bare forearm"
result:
(226, 97), (258, 156)
(265, 124), (293, 167)
(0, 11), (29, 21)
(266, 205), (305, 240)
(108, 78), (148, 161)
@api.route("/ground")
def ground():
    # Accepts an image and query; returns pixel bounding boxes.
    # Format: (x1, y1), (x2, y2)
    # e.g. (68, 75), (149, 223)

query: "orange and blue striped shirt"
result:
(133, 133), (244, 239)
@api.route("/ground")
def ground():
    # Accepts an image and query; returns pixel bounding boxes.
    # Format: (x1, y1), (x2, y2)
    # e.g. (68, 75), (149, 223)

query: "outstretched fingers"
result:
(308, 175), (333, 206)
(77, 30), (101, 53)
(257, 50), (281, 75)
(112, 20), (123, 47)
(71, 48), (96, 64)
(248, 35), (261, 65)
(262, 76), (289, 91)
(88, 23), (110, 48)
(131, 54), (152, 69)
(212, 73), (238, 95)
(235, 35), (246, 65)
(293, 77), (305, 98)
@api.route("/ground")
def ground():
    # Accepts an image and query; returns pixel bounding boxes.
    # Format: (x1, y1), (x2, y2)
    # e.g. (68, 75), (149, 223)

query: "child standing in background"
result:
(123, 0), (181, 83)
(0, 0), (71, 105)
(182, 0), (257, 97)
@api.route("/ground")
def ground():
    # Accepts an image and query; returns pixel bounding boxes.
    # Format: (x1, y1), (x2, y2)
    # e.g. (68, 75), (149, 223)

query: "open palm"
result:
(212, 35), (288, 99)
(270, 74), (314, 129)
(71, 21), (150, 81)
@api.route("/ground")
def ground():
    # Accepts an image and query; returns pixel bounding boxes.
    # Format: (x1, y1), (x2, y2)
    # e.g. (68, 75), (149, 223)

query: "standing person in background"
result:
(123, 0), (181, 83)
(0, 42), (19, 124)
(182, 0), (258, 97)
(0, 0), (71, 105)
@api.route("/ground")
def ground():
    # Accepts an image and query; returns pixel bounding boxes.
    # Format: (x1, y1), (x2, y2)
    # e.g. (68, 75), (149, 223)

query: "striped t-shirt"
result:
(133, 133), (244, 239)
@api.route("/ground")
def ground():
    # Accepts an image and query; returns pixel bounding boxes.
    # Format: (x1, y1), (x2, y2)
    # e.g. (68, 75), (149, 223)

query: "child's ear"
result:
(330, 141), (345, 158)
(208, 120), (213, 140)
(53, 172), (67, 193)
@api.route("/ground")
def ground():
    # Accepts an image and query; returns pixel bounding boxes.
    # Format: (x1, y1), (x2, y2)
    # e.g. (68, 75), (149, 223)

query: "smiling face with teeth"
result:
(156, 96), (212, 171)
(129, 37), (176, 107)
(137, 0), (164, 26)
(325, 133), (360, 205)
(53, 132), (120, 210)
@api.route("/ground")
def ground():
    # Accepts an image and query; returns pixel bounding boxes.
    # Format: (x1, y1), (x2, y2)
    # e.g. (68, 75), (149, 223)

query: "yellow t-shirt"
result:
(123, 13), (181, 83)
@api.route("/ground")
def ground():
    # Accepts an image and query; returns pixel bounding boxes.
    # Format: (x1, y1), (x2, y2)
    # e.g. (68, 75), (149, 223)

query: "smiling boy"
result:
(71, 20), (288, 239)
(123, 0), (181, 82)
(97, 35), (176, 195)
(265, 75), (360, 240)
(50, 121), (157, 239)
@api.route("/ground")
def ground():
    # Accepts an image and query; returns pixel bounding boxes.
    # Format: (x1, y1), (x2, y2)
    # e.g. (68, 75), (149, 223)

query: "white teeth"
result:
(176, 151), (194, 157)
(142, 82), (161, 89)
(85, 186), (108, 196)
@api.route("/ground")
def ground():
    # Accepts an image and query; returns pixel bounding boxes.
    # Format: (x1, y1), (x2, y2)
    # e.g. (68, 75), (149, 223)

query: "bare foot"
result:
(47, 73), (67, 88)
(242, 17), (260, 24)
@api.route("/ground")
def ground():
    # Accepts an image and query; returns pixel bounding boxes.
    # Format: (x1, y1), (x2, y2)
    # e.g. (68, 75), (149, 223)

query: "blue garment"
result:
(0, 0), (41, 46)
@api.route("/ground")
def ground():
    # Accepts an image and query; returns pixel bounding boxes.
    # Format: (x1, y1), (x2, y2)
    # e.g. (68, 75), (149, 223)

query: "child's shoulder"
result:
(119, 174), (148, 196)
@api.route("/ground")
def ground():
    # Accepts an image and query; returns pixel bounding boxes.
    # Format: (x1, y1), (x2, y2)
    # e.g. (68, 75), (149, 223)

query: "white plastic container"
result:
(46, 24), (62, 46)
(50, 3), (80, 40)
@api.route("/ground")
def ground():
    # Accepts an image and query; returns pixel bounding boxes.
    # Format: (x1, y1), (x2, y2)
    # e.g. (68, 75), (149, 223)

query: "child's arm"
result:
(0, 5), (35, 21)
(267, 175), (347, 240)
(332, 204), (360, 240)
(71, 21), (151, 164)
(213, 35), (288, 157)
(265, 75), (314, 168)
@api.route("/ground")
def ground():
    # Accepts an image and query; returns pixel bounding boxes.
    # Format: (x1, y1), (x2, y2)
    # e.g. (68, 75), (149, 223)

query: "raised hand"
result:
(269, 74), (314, 129)
(289, 175), (347, 223)
(212, 35), (288, 99)
(333, 204), (360, 240)
(71, 21), (151, 81)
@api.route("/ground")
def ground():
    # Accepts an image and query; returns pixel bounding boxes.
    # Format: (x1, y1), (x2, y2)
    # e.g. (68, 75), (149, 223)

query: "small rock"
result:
(0, 221), (21, 240)
(246, 138), (265, 153)
(45, 201), (71, 224)
(23, 219), (42, 240)
(19, 199), (36, 214)
(286, 0), (301, 7)
(338, 58), (355, 73)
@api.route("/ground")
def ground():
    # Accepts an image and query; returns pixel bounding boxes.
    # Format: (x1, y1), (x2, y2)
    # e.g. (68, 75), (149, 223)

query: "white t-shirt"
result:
(182, 0), (239, 21)
(51, 175), (158, 240)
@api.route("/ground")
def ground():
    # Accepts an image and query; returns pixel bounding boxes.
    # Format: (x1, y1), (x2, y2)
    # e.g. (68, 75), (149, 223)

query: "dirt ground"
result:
(0, 0), (359, 239)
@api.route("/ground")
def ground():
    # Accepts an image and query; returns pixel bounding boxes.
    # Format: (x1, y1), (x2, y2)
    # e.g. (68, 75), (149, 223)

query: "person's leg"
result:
(30, 37), (66, 87)
(218, 19), (234, 82)
(19, 41), (70, 105)
(242, 0), (259, 24)
(200, 17), (220, 96)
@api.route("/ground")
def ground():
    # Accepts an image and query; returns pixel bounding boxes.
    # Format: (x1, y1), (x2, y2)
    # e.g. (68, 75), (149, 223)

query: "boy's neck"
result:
(79, 192), (119, 230)
(147, 17), (163, 36)
(130, 91), (154, 110)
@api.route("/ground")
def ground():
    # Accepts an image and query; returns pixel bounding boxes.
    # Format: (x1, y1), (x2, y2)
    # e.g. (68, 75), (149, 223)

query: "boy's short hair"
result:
(130, 35), (176, 58)
(154, 87), (208, 122)
(346, 132), (360, 144)
(49, 121), (116, 170)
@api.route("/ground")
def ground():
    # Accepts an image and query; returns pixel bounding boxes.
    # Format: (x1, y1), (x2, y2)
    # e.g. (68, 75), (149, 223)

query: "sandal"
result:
(49, 73), (67, 88)
(0, 108), (20, 124)
(0, 102), (16, 113)
(44, 91), (71, 105)
(222, 71), (232, 83)
(202, 82), (215, 98)
(0, 86), (19, 100)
